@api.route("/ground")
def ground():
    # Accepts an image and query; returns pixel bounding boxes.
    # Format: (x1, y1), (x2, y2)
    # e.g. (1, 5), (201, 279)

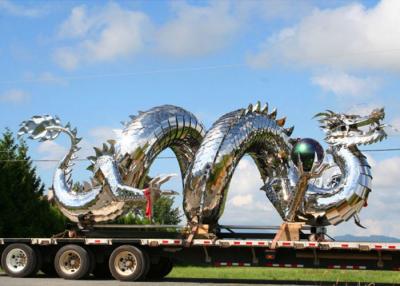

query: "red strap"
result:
(143, 188), (152, 219)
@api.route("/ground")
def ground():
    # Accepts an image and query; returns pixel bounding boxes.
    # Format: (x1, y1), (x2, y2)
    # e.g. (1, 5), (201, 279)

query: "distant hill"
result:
(335, 234), (400, 242)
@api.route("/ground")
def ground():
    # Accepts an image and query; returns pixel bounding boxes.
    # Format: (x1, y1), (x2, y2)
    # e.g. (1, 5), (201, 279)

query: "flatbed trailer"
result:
(1, 225), (400, 281)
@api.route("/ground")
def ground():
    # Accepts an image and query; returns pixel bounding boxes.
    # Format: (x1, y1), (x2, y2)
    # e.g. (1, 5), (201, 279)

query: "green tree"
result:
(117, 196), (181, 225)
(0, 129), (65, 237)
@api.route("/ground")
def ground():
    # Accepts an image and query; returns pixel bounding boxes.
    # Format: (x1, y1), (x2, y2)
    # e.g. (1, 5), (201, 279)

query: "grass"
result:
(2, 265), (400, 284)
(168, 266), (400, 284)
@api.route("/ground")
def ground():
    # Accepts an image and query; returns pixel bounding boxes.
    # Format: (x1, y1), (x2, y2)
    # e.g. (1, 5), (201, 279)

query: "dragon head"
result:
(315, 108), (387, 147)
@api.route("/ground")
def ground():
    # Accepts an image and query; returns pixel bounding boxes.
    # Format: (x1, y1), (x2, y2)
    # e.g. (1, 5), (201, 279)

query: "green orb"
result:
(291, 138), (324, 172)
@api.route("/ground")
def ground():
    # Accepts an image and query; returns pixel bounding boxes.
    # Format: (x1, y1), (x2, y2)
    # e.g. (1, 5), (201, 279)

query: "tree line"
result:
(0, 130), (180, 238)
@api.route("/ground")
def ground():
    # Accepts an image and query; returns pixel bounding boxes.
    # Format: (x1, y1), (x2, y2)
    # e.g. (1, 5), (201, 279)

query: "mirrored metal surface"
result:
(19, 105), (205, 223)
(20, 104), (387, 229)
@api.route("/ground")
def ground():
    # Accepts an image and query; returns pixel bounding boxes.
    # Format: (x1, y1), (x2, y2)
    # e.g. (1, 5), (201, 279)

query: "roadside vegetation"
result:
(0, 129), (180, 238)
(169, 266), (400, 284)
(0, 130), (65, 237)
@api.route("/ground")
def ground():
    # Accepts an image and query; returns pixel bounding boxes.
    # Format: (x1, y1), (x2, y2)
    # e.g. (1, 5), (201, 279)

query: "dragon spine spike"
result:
(20, 105), (386, 227)
(246, 103), (253, 114)
(276, 117), (286, 127)
(87, 156), (96, 162)
(109, 143), (115, 154)
(261, 103), (268, 114)
(93, 147), (102, 157)
(253, 101), (261, 112)
(269, 108), (277, 119)
(66, 174), (72, 183)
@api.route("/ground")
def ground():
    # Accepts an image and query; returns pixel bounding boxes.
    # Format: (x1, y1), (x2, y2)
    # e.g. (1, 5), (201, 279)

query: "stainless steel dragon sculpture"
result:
(19, 103), (387, 230)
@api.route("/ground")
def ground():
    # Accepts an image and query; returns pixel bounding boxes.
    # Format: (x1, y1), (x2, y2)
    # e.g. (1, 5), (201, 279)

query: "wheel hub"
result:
(59, 250), (81, 274)
(6, 248), (28, 273)
(114, 251), (137, 276)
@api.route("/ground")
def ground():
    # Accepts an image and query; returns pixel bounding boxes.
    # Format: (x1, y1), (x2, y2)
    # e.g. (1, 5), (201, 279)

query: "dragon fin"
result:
(354, 214), (367, 229)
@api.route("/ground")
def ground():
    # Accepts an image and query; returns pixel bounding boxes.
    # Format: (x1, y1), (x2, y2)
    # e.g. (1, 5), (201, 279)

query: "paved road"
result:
(0, 274), (314, 286)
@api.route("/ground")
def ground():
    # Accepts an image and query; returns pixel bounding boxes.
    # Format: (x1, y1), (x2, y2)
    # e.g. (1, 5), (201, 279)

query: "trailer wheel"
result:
(146, 257), (173, 280)
(1, 243), (38, 278)
(108, 245), (147, 281)
(33, 248), (43, 276)
(92, 262), (112, 279)
(54, 244), (91, 280)
(40, 262), (57, 277)
(141, 249), (151, 280)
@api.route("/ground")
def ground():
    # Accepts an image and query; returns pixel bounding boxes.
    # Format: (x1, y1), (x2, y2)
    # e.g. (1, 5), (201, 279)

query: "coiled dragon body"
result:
(19, 104), (387, 229)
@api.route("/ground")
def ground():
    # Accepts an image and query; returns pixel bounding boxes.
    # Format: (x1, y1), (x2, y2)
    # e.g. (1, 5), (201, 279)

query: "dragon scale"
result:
(183, 106), (293, 224)
(20, 104), (387, 228)
(19, 105), (205, 223)
(303, 146), (372, 225)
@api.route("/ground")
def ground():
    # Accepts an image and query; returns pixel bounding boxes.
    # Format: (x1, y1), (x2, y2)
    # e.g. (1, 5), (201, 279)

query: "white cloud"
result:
(0, 89), (29, 104)
(0, 0), (43, 17)
(219, 156), (400, 237)
(36, 141), (68, 170)
(35, 126), (118, 179)
(88, 126), (117, 143)
(156, 2), (238, 57)
(388, 117), (400, 136)
(372, 156), (400, 189)
(311, 72), (381, 97)
(234, 0), (314, 27)
(54, 3), (151, 70)
(219, 158), (283, 225)
(54, 2), (243, 68)
(231, 194), (253, 207)
(330, 153), (400, 237)
(58, 6), (92, 38)
(346, 103), (383, 116)
(248, 0), (400, 71)
(23, 71), (67, 85)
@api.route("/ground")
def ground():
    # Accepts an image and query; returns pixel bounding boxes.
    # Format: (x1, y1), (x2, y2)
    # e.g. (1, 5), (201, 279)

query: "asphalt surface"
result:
(0, 274), (321, 286)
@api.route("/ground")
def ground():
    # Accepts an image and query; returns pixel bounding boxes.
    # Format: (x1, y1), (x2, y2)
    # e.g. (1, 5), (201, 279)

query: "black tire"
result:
(140, 249), (151, 280)
(54, 244), (92, 280)
(92, 262), (112, 279)
(108, 245), (147, 281)
(40, 262), (57, 277)
(1, 243), (39, 278)
(146, 257), (173, 280)
(32, 248), (43, 276)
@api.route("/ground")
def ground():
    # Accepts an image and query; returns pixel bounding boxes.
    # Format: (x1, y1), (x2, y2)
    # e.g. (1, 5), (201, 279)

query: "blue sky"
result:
(1, 0), (400, 237)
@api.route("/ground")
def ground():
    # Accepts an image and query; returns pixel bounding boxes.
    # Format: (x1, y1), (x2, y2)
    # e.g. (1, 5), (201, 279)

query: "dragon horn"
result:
(284, 126), (294, 136)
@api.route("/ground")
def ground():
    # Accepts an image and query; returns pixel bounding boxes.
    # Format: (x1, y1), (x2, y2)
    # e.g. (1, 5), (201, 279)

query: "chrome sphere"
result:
(291, 138), (324, 172)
